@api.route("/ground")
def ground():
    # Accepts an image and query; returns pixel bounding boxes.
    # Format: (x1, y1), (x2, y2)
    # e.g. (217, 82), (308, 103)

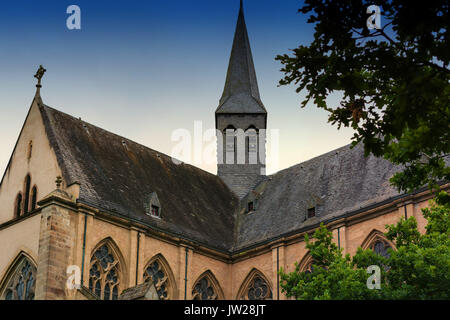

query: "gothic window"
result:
(1, 255), (36, 300)
(304, 261), (315, 274)
(244, 276), (271, 300)
(362, 231), (394, 260)
(238, 270), (272, 300)
(89, 243), (120, 300)
(31, 187), (37, 211)
(370, 239), (392, 260)
(192, 275), (218, 300)
(362, 231), (394, 271)
(143, 259), (171, 300)
(23, 175), (31, 215)
(299, 253), (318, 275)
(15, 193), (22, 218)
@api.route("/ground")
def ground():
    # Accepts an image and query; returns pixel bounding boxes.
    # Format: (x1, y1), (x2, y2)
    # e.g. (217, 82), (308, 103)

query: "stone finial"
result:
(34, 65), (46, 88)
(55, 176), (62, 189)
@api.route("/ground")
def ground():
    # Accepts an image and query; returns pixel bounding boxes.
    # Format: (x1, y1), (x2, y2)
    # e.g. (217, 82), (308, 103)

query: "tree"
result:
(279, 192), (450, 299)
(279, 224), (387, 299)
(381, 191), (450, 299)
(276, 0), (449, 193)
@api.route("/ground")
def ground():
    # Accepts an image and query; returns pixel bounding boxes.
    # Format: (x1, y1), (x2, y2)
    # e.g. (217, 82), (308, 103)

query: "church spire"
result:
(216, 0), (266, 114)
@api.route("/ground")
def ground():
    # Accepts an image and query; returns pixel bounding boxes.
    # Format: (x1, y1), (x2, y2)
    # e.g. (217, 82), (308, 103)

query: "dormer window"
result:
(151, 205), (160, 218)
(247, 202), (254, 212)
(307, 207), (316, 218)
(144, 192), (161, 219)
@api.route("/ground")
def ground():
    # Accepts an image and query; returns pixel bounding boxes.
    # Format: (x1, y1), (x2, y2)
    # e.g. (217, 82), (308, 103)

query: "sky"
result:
(0, 0), (355, 176)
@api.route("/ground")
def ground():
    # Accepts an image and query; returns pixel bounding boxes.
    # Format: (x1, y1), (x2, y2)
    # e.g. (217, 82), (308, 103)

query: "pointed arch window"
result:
(31, 187), (37, 212)
(370, 239), (392, 260)
(238, 270), (272, 300)
(361, 231), (394, 271)
(192, 277), (216, 300)
(362, 230), (394, 260)
(1, 255), (37, 300)
(304, 260), (315, 274)
(15, 193), (23, 218)
(23, 175), (31, 215)
(143, 257), (174, 300)
(245, 275), (271, 300)
(299, 252), (320, 274)
(192, 271), (223, 300)
(89, 243), (121, 300)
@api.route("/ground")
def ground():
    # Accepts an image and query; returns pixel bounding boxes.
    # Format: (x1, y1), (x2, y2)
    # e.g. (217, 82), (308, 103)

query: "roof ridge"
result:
(268, 143), (359, 177)
(40, 104), (221, 179)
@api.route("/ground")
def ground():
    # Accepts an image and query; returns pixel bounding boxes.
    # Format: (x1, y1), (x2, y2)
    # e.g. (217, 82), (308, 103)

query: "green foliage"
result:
(279, 224), (386, 300)
(276, 0), (450, 193)
(279, 193), (450, 299)
(382, 194), (450, 299)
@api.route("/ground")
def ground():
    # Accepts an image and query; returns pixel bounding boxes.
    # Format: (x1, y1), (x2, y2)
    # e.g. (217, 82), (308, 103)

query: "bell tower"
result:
(216, 1), (267, 199)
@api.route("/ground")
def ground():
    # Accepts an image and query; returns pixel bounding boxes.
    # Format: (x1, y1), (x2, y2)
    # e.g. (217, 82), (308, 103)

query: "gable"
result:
(0, 98), (63, 224)
(38, 104), (239, 251)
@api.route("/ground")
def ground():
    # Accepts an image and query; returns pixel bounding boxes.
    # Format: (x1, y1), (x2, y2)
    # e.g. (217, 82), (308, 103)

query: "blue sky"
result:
(0, 0), (355, 175)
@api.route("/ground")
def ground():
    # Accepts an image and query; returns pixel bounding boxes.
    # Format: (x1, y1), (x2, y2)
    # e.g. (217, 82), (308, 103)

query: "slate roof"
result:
(38, 104), (239, 252)
(233, 143), (404, 251)
(37, 102), (418, 253)
(215, 2), (266, 114)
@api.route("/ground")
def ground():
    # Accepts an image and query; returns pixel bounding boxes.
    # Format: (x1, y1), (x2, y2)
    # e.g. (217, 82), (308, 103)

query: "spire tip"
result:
(34, 65), (46, 89)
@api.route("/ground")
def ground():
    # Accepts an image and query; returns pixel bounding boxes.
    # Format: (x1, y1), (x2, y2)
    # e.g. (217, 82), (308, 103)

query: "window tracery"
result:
(143, 259), (171, 300)
(192, 275), (218, 300)
(1, 256), (36, 300)
(89, 243), (120, 300)
(238, 270), (272, 300)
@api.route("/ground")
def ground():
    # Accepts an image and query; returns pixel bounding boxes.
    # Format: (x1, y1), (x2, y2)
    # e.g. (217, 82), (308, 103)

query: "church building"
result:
(0, 2), (443, 300)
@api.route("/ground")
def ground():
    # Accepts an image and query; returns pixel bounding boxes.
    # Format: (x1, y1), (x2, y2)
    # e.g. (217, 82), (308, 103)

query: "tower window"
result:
(307, 207), (316, 218)
(151, 205), (160, 218)
(245, 126), (258, 165)
(224, 126), (236, 165)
